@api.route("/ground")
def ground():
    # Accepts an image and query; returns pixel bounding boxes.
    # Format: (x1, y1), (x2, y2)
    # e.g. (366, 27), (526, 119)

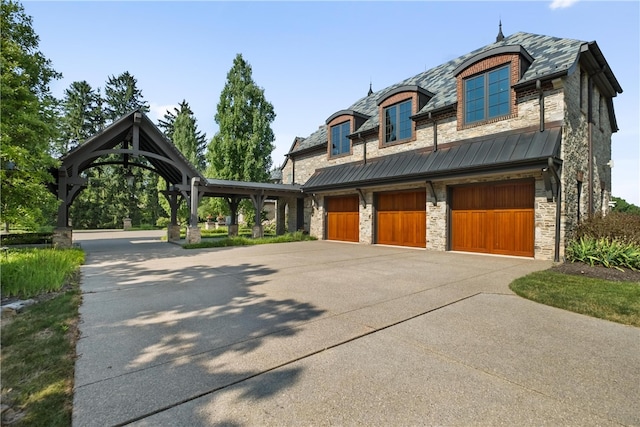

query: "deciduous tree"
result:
(0, 0), (61, 230)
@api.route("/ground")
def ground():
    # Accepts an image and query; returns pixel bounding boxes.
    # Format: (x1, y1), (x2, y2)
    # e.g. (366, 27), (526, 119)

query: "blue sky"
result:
(23, 0), (639, 204)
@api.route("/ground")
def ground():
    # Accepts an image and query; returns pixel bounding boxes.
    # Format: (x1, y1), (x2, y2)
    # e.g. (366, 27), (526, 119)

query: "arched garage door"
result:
(451, 181), (534, 257)
(376, 191), (426, 248)
(326, 195), (359, 242)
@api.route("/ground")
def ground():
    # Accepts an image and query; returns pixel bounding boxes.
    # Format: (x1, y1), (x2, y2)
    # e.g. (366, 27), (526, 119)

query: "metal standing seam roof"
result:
(301, 126), (562, 192)
(290, 32), (587, 156)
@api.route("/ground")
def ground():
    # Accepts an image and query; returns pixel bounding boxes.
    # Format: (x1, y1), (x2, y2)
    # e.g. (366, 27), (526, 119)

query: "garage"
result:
(376, 191), (426, 248)
(326, 195), (359, 242)
(451, 181), (534, 257)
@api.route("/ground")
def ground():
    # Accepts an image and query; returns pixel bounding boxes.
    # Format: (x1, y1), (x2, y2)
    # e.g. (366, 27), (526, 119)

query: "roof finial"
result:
(496, 19), (505, 42)
(368, 80), (373, 96)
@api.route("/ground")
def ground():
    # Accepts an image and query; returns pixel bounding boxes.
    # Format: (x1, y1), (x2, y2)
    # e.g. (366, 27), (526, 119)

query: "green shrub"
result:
(0, 248), (85, 298)
(567, 237), (640, 271)
(156, 217), (170, 228)
(574, 212), (640, 245)
(0, 232), (53, 246)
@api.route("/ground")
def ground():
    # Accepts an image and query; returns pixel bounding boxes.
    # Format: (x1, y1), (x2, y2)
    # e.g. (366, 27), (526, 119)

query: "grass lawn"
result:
(510, 270), (640, 327)
(1, 248), (84, 426)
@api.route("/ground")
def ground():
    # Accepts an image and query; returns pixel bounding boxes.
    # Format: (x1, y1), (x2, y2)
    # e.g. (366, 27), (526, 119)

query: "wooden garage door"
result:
(377, 191), (426, 248)
(326, 195), (359, 242)
(451, 181), (534, 257)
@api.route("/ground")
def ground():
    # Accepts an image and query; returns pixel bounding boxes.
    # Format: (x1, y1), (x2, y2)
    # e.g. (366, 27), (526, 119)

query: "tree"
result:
(103, 71), (149, 123)
(55, 80), (103, 156)
(206, 54), (276, 224)
(0, 0), (61, 230)
(611, 196), (640, 216)
(158, 100), (206, 172)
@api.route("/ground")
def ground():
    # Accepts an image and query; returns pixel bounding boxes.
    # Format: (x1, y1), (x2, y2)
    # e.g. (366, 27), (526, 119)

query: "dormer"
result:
(453, 45), (534, 129)
(326, 110), (369, 158)
(377, 85), (433, 147)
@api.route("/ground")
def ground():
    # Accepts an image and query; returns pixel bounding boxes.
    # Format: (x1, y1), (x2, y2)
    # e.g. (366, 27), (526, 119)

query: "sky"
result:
(22, 0), (640, 205)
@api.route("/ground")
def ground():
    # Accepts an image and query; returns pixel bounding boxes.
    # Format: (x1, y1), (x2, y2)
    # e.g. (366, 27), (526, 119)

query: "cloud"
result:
(148, 102), (178, 125)
(549, 0), (579, 9)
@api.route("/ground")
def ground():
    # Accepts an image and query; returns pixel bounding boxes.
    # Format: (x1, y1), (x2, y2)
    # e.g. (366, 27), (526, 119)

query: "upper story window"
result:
(384, 99), (412, 143)
(330, 121), (351, 156)
(464, 65), (511, 124)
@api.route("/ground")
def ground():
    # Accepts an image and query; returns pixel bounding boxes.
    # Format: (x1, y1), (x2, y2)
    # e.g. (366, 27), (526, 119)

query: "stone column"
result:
(228, 224), (238, 237)
(276, 199), (286, 235)
(167, 225), (181, 242)
(123, 218), (132, 230)
(186, 226), (201, 244)
(53, 227), (73, 248)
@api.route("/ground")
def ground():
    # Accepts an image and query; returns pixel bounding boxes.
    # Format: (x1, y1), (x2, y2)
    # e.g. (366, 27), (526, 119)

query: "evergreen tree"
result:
(206, 54), (276, 224)
(104, 71), (149, 123)
(158, 100), (207, 171)
(0, 0), (61, 230)
(55, 80), (103, 156)
(207, 54), (275, 182)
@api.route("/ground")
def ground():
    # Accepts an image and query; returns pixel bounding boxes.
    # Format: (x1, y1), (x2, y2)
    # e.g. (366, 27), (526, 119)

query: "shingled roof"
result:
(289, 31), (620, 156)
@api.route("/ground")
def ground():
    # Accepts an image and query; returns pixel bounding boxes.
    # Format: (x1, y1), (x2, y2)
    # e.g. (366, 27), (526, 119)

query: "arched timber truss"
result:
(51, 110), (304, 245)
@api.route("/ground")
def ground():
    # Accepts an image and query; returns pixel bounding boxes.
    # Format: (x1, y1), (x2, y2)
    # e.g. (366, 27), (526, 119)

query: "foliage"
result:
(183, 231), (314, 249)
(0, 232), (52, 245)
(510, 270), (640, 327)
(573, 211), (640, 245)
(54, 80), (104, 156)
(103, 71), (149, 122)
(156, 216), (170, 228)
(0, 0), (61, 230)
(0, 248), (85, 298)
(566, 237), (640, 271)
(206, 54), (276, 225)
(157, 100), (207, 172)
(611, 196), (640, 216)
(1, 282), (81, 426)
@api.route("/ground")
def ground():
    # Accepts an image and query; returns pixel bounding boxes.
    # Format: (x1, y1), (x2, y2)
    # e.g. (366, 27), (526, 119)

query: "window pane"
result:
(399, 100), (412, 140)
(385, 105), (397, 142)
(465, 75), (485, 123)
(340, 122), (350, 154)
(331, 121), (350, 156)
(487, 65), (510, 118)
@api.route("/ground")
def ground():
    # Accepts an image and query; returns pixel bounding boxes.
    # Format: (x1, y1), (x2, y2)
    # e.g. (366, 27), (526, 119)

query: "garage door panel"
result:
(452, 182), (534, 257)
(452, 211), (488, 252)
(492, 210), (534, 256)
(327, 196), (359, 242)
(377, 192), (426, 248)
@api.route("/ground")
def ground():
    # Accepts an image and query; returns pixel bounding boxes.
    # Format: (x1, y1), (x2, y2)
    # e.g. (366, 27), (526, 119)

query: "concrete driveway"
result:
(72, 231), (640, 426)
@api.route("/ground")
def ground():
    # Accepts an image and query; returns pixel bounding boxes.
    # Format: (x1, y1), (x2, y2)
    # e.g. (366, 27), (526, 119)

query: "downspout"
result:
(587, 75), (594, 216)
(291, 156), (296, 185)
(429, 112), (438, 151)
(547, 158), (562, 262)
(536, 79), (545, 132)
(359, 132), (366, 164)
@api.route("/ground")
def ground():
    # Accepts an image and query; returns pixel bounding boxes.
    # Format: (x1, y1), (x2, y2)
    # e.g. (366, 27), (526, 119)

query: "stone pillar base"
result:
(53, 227), (73, 248)
(205, 221), (215, 230)
(228, 224), (239, 237)
(167, 225), (181, 242)
(186, 226), (201, 244)
(123, 217), (132, 230)
(252, 225), (264, 239)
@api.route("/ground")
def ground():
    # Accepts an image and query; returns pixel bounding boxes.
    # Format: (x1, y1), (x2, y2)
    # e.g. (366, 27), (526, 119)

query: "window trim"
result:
(383, 99), (413, 145)
(463, 64), (512, 125)
(329, 120), (351, 158)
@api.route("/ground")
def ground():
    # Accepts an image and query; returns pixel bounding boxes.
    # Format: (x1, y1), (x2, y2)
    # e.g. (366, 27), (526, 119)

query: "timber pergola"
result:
(51, 110), (304, 247)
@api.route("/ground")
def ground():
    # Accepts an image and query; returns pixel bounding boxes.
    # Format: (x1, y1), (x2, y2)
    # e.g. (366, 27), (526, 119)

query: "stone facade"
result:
(281, 33), (620, 261)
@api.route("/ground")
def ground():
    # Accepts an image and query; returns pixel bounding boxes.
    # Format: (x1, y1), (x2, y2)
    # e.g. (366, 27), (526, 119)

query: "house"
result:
(277, 29), (622, 261)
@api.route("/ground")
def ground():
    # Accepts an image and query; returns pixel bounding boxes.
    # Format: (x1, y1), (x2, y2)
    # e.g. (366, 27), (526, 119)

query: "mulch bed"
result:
(551, 262), (640, 282)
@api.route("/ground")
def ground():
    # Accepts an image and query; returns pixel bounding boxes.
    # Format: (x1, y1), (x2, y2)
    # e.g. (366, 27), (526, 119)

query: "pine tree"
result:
(104, 71), (149, 123)
(55, 80), (103, 156)
(0, 0), (61, 230)
(158, 100), (207, 172)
